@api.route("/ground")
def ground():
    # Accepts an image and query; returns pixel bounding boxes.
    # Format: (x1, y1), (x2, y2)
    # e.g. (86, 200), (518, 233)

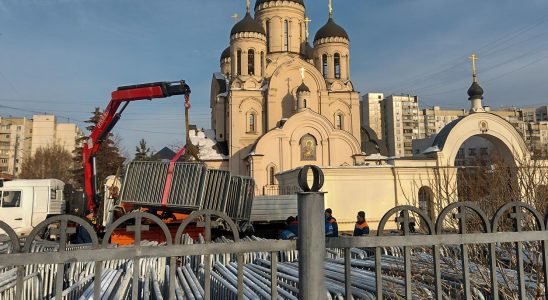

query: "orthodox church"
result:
(208, 0), (367, 191)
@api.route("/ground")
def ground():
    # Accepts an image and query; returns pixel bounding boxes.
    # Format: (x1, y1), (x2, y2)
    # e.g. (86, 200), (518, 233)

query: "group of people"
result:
(278, 208), (371, 240)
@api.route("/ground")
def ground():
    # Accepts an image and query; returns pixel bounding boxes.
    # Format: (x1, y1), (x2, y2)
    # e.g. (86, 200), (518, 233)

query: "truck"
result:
(0, 179), (65, 235)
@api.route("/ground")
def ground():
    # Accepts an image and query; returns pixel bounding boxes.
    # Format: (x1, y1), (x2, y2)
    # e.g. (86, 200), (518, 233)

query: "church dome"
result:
(297, 81), (310, 93)
(255, 0), (304, 10)
(467, 81), (484, 100)
(220, 47), (230, 60)
(230, 12), (265, 36)
(314, 17), (349, 42)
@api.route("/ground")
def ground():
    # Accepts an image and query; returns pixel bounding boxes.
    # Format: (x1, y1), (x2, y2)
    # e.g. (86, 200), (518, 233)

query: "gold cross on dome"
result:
(231, 13), (239, 23)
(246, 0), (250, 13)
(328, 0), (333, 18)
(468, 53), (478, 82)
(304, 17), (312, 40)
(300, 67), (305, 80)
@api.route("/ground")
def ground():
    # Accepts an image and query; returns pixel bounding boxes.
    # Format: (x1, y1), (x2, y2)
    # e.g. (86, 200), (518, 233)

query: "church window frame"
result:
(283, 20), (289, 51)
(300, 134), (317, 161)
(335, 113), (343, 130)
(236, 49), (242, 75)
(322, 54), (328, 78)
(260, 51), (265, 76)
(248, 49), (255, 75)
(334, 53), (341, 79)
(266, 20), (271, 50)
(247, 111), (257, 133)
(267, 165), (277, 185)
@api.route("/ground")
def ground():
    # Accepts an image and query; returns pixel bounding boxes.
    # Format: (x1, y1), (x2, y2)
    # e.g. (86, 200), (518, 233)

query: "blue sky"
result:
(0, 0), (547, 155)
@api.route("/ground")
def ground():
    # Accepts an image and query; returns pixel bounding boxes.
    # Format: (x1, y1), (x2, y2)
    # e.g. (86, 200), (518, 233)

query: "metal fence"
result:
(0, 201), (546, 299)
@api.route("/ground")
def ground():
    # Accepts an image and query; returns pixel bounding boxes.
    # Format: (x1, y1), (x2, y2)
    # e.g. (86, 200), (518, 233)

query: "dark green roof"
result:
(220, 47), (230, 60)
(314, 17), (349, 42)
(467, 81), (484, 100)
(231, 12), (265, 36)
(297, 81), (310, 93)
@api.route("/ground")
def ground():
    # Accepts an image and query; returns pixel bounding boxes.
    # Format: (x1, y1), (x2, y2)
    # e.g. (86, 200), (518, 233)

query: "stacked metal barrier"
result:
(120, 162), (255, 221)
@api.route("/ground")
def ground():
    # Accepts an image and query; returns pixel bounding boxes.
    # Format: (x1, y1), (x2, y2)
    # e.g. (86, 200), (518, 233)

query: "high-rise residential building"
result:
(421, 106), (467, 138)
(382, 95), (421, 157)
(536, 106), (548, 121)
(0, 115), (82, 177)
(0, 117), (33, 176)
(360, 93), (384, 138)
(30, 115), (83, 156)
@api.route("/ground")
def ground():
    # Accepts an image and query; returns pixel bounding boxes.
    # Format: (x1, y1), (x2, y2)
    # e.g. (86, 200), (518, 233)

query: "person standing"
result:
(353, 211), (370, 236)
(325, 208), (339, 237)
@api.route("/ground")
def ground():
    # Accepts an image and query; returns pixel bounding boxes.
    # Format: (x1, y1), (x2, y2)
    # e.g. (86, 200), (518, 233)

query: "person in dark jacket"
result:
(353, 211), (370, 236)
(325, 208), (339, 237)
(286, 216), (299, 236)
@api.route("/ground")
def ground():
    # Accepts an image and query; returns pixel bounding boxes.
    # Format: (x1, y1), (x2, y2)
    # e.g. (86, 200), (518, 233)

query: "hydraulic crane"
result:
(82, 80), (198, 219)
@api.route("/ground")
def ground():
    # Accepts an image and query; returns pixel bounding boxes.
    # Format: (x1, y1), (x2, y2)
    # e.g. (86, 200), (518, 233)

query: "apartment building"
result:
(30, 115), (83, 156)
(0, 117), (33, 175)
(360, 93), (384, 138)
(421, 106), (467, 138)
(0, 115), (82, 176)
(382, 95), (422, 157)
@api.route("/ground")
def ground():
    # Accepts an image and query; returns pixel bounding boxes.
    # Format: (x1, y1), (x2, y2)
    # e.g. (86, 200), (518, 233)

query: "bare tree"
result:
(20, 144), (74, 184)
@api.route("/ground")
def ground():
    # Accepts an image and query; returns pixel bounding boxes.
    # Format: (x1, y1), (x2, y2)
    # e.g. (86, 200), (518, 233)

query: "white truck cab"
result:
(0, 179), (65, 236)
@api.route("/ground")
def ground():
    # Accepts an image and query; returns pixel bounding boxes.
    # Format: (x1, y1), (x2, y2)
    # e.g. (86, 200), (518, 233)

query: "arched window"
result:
(322, 54), (328, 78)
(266, 20), (270, 50)
(334, 53), (341, 79)
(335, 114), (343, 130)
(236, 50), (242, 75)
(260, 51), (264, 76)
(304, 99), (307, 108)
(248, 49), (255, 75)
(283, 20), (289, 51)
(248, 113), (256, 133)
(269, 166), (276, 185)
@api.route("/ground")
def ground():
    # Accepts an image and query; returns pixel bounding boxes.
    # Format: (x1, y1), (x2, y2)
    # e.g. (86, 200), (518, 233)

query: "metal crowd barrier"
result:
(120, 162), (255, 221)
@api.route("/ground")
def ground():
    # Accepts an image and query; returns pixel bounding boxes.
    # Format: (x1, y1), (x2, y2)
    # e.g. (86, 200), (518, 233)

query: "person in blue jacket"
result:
(325, 208), (339, 237)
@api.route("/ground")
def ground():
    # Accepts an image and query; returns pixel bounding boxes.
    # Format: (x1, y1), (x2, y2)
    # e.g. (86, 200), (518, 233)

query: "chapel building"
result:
(209, 0), (366, 192)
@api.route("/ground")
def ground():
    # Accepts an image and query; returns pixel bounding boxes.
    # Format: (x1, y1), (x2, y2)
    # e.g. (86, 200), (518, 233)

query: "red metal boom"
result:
(82, 81), (190, 213)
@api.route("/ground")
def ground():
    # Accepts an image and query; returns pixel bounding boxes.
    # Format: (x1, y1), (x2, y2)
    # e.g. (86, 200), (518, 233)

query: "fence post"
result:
(297, 165), (326, 300)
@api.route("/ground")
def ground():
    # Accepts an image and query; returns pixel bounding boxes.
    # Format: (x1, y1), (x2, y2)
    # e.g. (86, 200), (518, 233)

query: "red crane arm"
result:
(82, 81), (190, 213)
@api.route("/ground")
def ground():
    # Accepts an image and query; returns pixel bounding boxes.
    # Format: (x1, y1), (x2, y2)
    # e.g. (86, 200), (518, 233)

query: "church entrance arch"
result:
(430, 112), (529, 204)
(433, 112), (529, 167)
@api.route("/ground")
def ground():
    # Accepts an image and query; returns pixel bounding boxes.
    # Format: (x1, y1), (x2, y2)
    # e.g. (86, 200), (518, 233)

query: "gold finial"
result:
(300, 67), (305, 81)
(304, 16), (312, 40)
(231, 13), (239, 23)
(468, 53), (478, 83)
(246, 0), (250, 13)
(328, 0), (333, 18)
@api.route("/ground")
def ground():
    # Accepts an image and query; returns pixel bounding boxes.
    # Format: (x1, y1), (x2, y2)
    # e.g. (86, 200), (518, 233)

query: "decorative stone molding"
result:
(230, 32), (267, 41)
(255, 1), (305, 12)
(313, 37), (349, 46)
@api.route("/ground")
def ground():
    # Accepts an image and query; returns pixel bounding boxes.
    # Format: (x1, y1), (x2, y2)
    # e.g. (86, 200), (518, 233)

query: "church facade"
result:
(209, 0), (365, 192)
(202, 1), (545, 230)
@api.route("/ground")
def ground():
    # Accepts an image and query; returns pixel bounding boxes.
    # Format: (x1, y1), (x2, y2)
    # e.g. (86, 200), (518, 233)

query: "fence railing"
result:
(0, 202), (546, 299)
(256, 185), (301, 196)
(1, 160), (548, 300)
